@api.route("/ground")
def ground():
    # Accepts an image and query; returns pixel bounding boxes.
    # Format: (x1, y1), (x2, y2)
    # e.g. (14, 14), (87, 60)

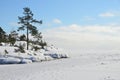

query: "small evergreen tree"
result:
(0, 27), (6, 43)
(8, 34), (16, 46)
(10, 30), (18, 39)
(39, 40), (47, 49)
(8, 30), (18, 46)
(14, 44), (25, 53)
(34, 32), (42, 41)
(19, 34), (26, 41)
(32, 32), (47, 49)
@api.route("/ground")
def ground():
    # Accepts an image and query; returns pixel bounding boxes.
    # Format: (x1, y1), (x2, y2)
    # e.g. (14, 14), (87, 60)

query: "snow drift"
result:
(0, 41), (69, 64)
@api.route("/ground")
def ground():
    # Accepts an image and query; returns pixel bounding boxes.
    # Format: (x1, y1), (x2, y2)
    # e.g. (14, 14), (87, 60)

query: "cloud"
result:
(43, 24), (120, 54)
(53, 19), (62, 24)
(99, 12), (115, 17)
(45, 24), (120, 36)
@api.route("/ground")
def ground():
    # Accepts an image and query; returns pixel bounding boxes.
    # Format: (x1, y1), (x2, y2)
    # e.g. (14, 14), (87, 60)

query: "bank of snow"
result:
(0, 42), (68, 64)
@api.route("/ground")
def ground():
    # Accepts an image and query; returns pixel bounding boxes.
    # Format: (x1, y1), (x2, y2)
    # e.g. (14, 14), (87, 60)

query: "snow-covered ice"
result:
(0, 41), (120, 80)
(0, 50), (120, 80)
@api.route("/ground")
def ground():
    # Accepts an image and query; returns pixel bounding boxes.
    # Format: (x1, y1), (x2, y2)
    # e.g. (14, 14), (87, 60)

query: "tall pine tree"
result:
(18, 7), (42, 50)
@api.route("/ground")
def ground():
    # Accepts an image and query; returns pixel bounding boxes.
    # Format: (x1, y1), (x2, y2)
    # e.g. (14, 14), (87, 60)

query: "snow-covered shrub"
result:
(0, 42), (6, 46)
(44, 46), (69, 59)
(44, 53), (60, 59)
(14, 41), (27, 48)
(32, 46), (41, 51)
(44, 53), (68, 59)
(59, 54), (68, 58)
(0, 43), (3, 46)
(14, 44), (25, 53)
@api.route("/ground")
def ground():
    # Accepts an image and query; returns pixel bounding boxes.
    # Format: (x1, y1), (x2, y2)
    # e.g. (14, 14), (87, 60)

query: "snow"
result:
(0, 41), (68, 64)
(0, 42), (120, 80)
(0, 57), (21, 64)
(0, 51), (120, 80)
(20, 59), (32, 64)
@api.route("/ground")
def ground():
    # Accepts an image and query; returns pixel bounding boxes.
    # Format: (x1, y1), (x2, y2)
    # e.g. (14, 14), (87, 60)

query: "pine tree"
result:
(8, 30), (18, 46)
(18, 7), (42, 50)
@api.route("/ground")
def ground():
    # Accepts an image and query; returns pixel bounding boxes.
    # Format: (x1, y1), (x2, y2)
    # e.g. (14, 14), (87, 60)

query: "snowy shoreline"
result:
(0, 42), (69, 64)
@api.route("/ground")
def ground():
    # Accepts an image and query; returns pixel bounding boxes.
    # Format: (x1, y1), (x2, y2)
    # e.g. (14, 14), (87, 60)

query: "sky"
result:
(1, 0), (120, 54)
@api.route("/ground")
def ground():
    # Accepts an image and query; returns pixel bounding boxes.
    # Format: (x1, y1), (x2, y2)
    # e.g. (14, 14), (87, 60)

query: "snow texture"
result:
(0, 42), (120, 80)
(0, 53), (120, 80)
(0, 41), (68, 64)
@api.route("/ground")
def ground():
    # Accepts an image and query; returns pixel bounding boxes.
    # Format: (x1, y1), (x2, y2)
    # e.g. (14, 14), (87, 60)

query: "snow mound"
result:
(0, 42), (69, 64)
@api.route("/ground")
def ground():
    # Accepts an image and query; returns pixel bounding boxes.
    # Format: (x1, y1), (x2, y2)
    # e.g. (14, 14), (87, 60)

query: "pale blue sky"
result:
(0, 0), (120, 32)
(1, 0), (120, 52)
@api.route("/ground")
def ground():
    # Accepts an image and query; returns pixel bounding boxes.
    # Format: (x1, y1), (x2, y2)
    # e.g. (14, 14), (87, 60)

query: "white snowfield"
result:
(0, 42), (120, 80)
(0, 51), (120, 80)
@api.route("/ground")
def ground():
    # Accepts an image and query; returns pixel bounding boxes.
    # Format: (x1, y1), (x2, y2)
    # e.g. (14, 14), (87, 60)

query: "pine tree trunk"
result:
(27, 26), (29, 50)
